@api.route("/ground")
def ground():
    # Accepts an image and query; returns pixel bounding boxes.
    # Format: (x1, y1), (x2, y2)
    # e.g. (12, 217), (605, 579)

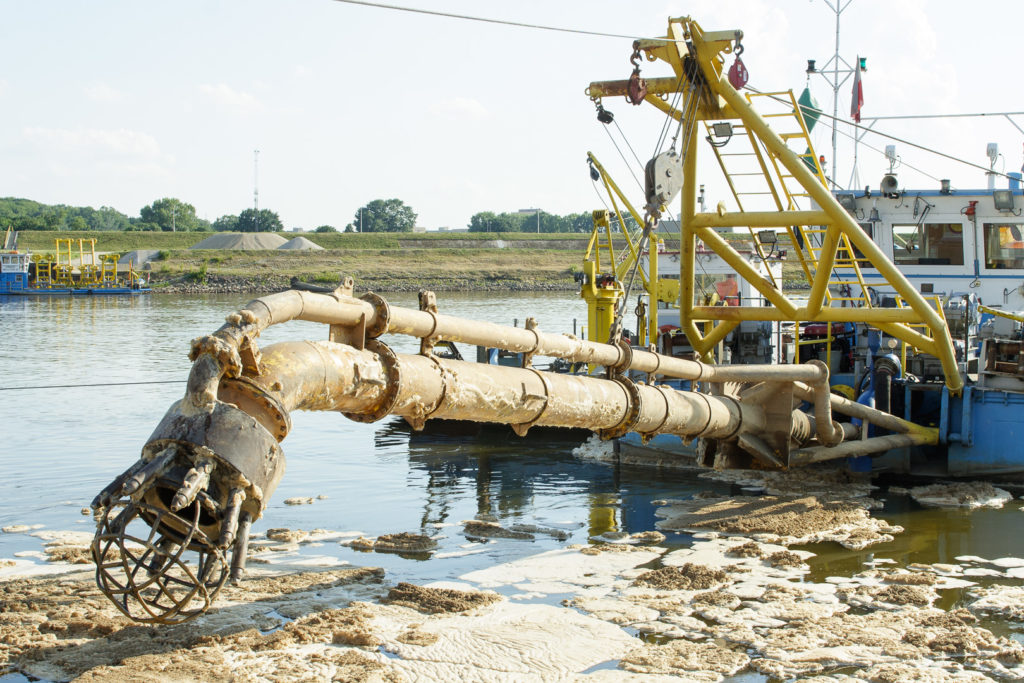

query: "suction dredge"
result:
(90, 280), (928, 623)
(90, 15), (1020, 623)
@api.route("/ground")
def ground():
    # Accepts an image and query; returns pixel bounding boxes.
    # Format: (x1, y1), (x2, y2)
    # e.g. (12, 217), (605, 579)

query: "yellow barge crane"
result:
(583, 16), (961, 392)
(89, 16), (953, 624)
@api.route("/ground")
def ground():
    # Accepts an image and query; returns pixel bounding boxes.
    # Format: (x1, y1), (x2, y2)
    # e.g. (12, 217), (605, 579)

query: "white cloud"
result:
(22, 126), (161, 158)
(428, 97), (488, 121)
(83, 82), (126, 103)
(198, 83), (262, 111)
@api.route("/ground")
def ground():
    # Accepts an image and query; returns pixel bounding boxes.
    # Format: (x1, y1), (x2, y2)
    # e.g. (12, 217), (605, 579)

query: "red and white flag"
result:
(851, 57), (864, 123)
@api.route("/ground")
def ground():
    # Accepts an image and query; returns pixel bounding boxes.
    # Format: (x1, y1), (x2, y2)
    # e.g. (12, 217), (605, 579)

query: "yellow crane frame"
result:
(586, 16), (961, 393)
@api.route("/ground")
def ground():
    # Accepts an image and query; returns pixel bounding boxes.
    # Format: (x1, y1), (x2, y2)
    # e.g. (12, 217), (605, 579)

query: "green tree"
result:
(237, 208), (283, 233)
(213, 214), (239, 232)
(468, 211), (522, 233)
(353, 199), (416, 233)
(139, 198), (200, 232)
(314, 224), (337, 233)
(568, 212), (594, 233)
(93, 206), (132, 231)
(0, 198), (135, 231)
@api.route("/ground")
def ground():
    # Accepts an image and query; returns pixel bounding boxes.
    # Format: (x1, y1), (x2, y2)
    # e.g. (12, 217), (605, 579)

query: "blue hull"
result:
(3, 287), (151, 296)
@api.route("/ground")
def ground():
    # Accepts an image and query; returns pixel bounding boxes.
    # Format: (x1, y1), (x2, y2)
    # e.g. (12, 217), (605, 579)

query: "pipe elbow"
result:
(806, 360), (843, 447)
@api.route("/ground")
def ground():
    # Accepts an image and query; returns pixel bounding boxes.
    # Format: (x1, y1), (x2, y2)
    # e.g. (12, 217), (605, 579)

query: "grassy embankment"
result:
(17, 230), (809, 292)
(18, 232), (588, 292)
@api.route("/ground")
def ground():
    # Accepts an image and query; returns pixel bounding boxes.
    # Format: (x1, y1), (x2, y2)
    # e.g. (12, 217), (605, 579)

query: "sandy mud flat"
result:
(4, 480), (1024, 681)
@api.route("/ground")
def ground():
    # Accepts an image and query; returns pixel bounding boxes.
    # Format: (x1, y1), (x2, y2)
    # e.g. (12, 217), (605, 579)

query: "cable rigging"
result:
(329, 0), (681, 42)
(0, 379), (187, 392)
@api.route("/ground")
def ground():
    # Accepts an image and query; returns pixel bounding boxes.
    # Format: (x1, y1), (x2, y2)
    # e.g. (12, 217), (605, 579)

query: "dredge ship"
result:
(85, 16), (1024, 623)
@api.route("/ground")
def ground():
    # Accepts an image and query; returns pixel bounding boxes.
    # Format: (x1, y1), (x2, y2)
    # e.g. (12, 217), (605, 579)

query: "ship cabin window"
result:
(983, 223), (1024, 269)
(892, 223), (964, 266)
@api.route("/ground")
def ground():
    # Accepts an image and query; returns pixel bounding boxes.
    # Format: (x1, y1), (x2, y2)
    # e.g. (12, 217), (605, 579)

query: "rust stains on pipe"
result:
(212, 340), (801, 445)
(805, 360), (843, 447)
(212, 287), (838, 388)
(789, 432), (934, 466)
(790, 381), (936, 440)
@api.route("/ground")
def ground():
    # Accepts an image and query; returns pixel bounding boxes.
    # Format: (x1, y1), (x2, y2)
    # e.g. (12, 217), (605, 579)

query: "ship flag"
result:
(851, 57), (864, 122)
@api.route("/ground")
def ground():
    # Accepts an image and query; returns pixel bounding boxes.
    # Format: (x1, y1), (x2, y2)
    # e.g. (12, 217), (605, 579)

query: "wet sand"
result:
(4, 479), (1024, 681)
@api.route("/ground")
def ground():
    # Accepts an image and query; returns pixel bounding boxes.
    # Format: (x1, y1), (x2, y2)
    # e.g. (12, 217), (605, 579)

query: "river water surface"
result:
(3, 291), (1024, 676)
(0, 292), (713, 579)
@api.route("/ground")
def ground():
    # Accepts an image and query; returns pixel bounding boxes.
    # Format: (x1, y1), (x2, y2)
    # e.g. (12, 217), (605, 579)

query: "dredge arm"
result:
(91, 280), (935, 623)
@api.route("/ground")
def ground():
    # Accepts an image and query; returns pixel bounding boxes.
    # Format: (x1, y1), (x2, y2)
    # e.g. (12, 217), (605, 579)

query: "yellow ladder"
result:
(584, 210), (617, 275)
(704, 90), (829, 292)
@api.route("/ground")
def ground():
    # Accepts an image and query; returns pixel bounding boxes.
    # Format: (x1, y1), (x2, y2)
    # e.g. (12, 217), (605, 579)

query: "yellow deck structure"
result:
(584, 16), (961, 393)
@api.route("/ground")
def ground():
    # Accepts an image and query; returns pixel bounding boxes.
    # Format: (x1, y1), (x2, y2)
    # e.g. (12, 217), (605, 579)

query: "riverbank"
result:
(149, 272), (579, 294)
(19, 229), (808, 294)
(143, 246), (582, 294)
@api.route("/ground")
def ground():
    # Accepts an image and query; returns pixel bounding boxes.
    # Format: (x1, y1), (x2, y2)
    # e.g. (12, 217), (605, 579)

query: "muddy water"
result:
(4, 292), (1024, 680)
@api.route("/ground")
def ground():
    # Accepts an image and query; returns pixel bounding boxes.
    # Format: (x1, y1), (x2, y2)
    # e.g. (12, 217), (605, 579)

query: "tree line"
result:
(468, 211), (595, 234)
(0, 196), (410, 234)
(1, 195), (620, 235)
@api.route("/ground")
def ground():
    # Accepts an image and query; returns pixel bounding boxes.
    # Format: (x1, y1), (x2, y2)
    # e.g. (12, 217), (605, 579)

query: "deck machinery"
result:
(90, 17), (994, 623)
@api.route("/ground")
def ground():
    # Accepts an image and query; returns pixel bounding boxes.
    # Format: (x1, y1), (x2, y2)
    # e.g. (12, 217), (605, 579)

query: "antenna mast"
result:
(806, 0), (863, 190)
(254, 149), (260, 231)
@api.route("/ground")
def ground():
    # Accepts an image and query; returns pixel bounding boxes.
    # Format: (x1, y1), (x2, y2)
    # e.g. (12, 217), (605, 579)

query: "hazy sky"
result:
(3, 0), (1022, 230)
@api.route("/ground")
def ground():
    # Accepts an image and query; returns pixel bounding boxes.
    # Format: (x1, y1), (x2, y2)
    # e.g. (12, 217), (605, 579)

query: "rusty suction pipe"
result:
(91, 281), (935, 623)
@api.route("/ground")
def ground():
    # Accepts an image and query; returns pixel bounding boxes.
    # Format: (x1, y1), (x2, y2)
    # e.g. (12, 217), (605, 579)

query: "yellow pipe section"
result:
(979, 304), (1024, 324)
(680, 126), (702, 349)
(691, 306), (923, 323)
(805, 225), (840, 318)
(712, 75), (962, 393)
(587, 153), (647, 236)
(792, 381), (938, 440)
(588, 76), (703, 100)
(692, 320), (739, 357)
(690, 210), (831, 229)
(876, 322), (939, 355)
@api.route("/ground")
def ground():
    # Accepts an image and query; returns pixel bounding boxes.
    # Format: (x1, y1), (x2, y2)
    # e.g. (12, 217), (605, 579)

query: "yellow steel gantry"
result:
(586, 16), (962, 393)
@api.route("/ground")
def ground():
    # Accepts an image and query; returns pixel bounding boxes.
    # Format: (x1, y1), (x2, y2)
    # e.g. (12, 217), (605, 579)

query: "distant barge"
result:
(0, 232), (150, 296)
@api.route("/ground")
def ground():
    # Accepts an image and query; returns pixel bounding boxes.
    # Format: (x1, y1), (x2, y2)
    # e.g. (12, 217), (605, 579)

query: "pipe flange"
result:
(344, 339), (401, 423)
(599, 376), (642, 440)
(217, 376), (291, 443)
(521, 318), (541, 368)
(361, 292), (391, 339)
(407, 354), (452, 430)
(418, 290), (440, 356)
(609, 338), (633, 376)
(512, 368), (552, 437)
(638, 384), (672, 443)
